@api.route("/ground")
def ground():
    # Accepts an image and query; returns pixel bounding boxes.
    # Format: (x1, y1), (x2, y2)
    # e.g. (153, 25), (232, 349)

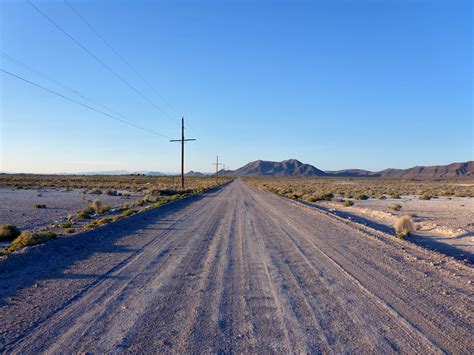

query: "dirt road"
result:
(0, 180), (472, 353)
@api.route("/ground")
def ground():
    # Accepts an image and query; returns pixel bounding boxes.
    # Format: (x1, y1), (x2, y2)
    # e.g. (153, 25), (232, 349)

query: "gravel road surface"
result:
(0, 180), (472, 353)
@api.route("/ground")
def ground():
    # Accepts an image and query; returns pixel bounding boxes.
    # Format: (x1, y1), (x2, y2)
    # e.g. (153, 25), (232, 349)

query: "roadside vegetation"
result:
(245, 177), (474, 200)
(0, 176), (231, 255)
(0, 174), (225, 192)
(246, 177), (473, 242)
(394, 215), (414, 239)
(0, 224), (21, 242)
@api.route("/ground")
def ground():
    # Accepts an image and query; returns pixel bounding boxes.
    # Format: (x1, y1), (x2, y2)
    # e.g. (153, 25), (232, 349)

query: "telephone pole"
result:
(213, 155), (222, 184)
(170, 117), (196, 190)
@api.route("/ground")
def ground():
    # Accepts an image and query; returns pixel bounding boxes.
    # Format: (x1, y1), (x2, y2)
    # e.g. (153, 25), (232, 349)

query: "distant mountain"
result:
(185, 171), (207, 177)
(324, 169), (380, 178)
(222, 159), (474, 179)
(223, 159), (327, 177)
(377, 161), (474, 179)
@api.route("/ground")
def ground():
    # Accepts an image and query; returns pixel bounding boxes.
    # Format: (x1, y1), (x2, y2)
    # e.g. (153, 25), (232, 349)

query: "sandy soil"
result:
(348, 196), (473, 233)
(0, 188), (140, 231)
(316, 196), (473, 262)
(0, 180), (472, 353)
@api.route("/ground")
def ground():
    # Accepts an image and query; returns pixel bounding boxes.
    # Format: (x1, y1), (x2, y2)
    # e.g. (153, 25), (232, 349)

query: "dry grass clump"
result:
(85, 217), (114, 229)
(121, 209), (136, 217)
(419, 193), (433, 200)
(76, 211), (91, 219)
(388, 203), (402, 211)
(0, 224), (21, 241)
(59, 221), (73, 228)
(9, 231), (57, 250)
(394, 215), (414, 239)
(343, 200), (354, 207)
(91, 200), (111, 214)
(34, 204), (47, 209)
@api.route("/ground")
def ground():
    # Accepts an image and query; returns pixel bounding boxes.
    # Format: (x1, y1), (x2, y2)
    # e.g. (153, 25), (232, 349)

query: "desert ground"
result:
(246, 177), (474, 263)
(0, 188), (141, 231)
(0, 179), (472, 353)
(315, 196), (473, 262)
(0, 175), (222, 250)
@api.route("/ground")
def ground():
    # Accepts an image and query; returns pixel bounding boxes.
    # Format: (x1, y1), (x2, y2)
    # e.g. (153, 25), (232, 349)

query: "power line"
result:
(26, 0), (176, 122)
(1, 68), (170, 139)
(170, 117), (196, 189)
(63, 0), (182, 118)
(1, 51), (153, 130)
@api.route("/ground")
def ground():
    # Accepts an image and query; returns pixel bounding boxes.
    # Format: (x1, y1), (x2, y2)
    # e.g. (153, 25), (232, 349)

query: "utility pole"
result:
(213, 155), (222, 184)
(170, 117), (196, 190)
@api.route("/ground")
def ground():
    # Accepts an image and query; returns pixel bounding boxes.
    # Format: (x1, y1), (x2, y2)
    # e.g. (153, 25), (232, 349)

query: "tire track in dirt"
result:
(1, 180), (472, 353)
(247, 181), (472, 353)
(249, 197), (439, 352)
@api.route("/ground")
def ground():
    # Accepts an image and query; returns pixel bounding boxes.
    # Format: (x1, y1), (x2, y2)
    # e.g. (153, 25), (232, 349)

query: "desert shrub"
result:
(112, 215), (123, 222)
(379, 195), (387, 200)
(343, 200), (354, 207)
(77, 211), (90, 219)
(100, 204), (111, 213)
(91, 199), (103, 213)
(394, 215), (414, 239)
(91, 200), (111, 214)
(388, 203), (402, 211)
(355, 194), (369, 200)
(10, 231), (57, 250)
(305, 196), (317, 203)
(144, 195), (157, 203)
(286, 193), (300, 199)
(0, 224), (21, 241)
(390, 194), (401, 199)
(85, 217), (113, 229)
(166, 194), (181, 202)
(103, 189), (119, 196)
(89, 188), (102, 195)
(121, 209), (136, 217)
(316, 193), (334, 201)
(59, 221), (73, 228)
(65, 228), (75, 234)
(34, 204), (47, 209)
(419, 193), (432, 200)
(135, 199), (146, 206)
(159, 188), (179, 196)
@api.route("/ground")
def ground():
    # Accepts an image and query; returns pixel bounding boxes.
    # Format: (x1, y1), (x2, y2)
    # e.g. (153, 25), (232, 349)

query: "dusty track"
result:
(0, 180), (472, 353)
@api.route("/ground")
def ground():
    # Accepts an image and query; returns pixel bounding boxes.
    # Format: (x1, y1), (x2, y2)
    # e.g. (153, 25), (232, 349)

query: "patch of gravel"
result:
(349, 196), (474, 233)
(0, 188), (141, 231)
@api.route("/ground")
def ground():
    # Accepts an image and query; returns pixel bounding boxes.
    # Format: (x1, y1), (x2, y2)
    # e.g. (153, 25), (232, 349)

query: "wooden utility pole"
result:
(213, 155), (222, 184)
(170, 117), (196, 190)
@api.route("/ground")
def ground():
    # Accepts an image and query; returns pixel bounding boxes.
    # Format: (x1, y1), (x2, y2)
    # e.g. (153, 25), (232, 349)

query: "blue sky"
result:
(1, 0), (472, 173)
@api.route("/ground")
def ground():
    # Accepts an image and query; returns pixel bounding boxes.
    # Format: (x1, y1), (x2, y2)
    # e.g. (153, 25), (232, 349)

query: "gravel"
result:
(0, 188), (141, 231)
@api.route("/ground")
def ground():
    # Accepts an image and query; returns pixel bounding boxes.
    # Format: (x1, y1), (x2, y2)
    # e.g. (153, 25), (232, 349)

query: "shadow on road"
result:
(0, 185), (225, 307)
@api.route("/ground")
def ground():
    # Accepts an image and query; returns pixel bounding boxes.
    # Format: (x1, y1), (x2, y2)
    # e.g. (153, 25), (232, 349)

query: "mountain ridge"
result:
(219, 159), (474, 179)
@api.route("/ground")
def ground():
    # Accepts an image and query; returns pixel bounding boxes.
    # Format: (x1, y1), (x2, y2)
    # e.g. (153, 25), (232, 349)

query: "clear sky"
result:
(1, 0), (472, 174)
